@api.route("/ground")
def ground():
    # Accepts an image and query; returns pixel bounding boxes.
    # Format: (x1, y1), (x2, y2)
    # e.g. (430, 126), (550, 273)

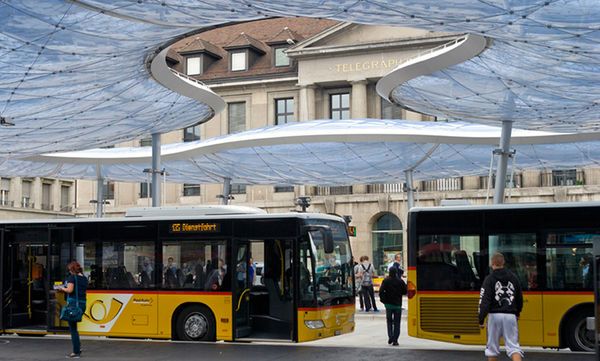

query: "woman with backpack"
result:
(358, 256), (378, 312)
(379, 267), (407, 346)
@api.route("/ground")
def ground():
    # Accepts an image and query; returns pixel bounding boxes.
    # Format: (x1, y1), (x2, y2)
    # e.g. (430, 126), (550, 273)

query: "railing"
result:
(41, 203), (53, 211)
(422, 177), (463, 192)
(21, 201), (35, 209)
(60, 205), (73, 212)
(0, 199), (13, 207)
(480, 174), (522, 189)
(315, 186), (353, 196)
(541, 170), (584, 187)
(367, 183), (405, 194)
(400, 35), (468, 68)
(169, 68), (208, 88)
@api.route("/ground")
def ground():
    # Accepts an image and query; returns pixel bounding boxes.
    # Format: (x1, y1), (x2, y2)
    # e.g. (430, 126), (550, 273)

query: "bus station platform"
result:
(0, 334), (590, 361)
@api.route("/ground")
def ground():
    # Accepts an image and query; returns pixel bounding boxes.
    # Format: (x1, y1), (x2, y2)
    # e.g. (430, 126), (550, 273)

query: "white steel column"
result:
(95, 164), (103, 218)
(493, 120), (514, 204)
(151, 133), (161, 207)
(221, 177), (231, 205)
(405, 170), (415, 210)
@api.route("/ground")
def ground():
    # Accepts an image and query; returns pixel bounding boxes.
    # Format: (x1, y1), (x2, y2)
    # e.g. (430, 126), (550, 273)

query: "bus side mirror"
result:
(305, 225), (335, 254)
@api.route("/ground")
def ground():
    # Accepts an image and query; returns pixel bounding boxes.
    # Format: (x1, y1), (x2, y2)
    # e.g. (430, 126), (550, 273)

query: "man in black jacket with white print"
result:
(478, 252), (523, 361)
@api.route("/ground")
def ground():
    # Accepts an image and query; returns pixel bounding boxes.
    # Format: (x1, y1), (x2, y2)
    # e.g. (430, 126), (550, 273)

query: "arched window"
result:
(371, 213), (403, 275)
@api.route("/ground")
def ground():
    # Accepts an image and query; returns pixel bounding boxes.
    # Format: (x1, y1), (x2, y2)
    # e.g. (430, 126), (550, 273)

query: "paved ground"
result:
(0, 297), (593, 360)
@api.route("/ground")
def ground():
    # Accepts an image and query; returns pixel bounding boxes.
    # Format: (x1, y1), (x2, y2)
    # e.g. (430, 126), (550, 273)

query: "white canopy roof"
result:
(3, 119), (597, 185)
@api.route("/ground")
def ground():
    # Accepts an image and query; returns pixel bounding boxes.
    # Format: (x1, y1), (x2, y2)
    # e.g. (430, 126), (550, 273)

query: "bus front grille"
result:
(419, 297), (480, 334)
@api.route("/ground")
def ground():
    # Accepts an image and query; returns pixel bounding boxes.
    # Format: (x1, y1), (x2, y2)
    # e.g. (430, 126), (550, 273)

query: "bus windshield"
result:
(306, 219), (354, 306)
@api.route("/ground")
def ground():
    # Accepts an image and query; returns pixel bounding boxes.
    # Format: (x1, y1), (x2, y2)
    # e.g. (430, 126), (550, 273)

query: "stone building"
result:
(72, 18), (600, 273)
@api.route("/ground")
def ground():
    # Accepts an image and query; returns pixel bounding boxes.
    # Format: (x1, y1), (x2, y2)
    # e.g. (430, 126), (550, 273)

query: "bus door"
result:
(233, 239), (251, 338)
(239, 239), (294, 341)
(47, 227), (73, 331)
(1, 227), (49, 331)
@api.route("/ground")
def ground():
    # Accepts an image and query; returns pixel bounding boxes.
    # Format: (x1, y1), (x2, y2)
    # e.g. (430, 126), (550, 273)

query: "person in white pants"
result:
(478, 253), (524, 361)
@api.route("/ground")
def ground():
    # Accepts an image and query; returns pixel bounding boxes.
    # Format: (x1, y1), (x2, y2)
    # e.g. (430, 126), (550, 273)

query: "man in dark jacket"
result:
(478, 253), (523, 361)
(379, 267), (407, 346)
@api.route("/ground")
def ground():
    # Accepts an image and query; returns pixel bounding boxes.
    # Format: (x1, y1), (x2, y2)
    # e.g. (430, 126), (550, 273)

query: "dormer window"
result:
(224, 32), (266, 73)
(186, 56), (202, 75)
(230, 50), (247, 72)
(177, 37), (222, 76)
(274, 46), (290, 67)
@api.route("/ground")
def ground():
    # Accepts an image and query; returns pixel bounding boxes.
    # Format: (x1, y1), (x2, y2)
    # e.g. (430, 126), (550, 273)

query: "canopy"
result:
(4, 119), (598, 185)
(3, 1), (600, 159)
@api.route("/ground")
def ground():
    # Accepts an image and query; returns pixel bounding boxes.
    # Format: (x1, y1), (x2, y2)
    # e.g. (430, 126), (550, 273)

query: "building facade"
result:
(72, 18), (600, 273)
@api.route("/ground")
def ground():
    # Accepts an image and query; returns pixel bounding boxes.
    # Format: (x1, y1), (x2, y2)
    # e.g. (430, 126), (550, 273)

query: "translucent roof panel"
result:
(78, 1), (600, 133)
(8, 119), (600, 185)
(0, 1), (218, 157)
(4, 1), (600, 160)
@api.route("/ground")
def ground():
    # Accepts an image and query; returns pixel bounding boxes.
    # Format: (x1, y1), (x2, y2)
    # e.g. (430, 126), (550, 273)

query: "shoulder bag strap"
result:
(75, 274), (79, 304)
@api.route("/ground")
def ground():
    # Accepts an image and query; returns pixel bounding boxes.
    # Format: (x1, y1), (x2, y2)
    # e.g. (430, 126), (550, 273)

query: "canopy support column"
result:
(493, 120), (513, 204)
(95, 164), (103, 218)
(405, 170), (415, 210)
(221, 177), (231, 205)
(151, 133), (161, 207)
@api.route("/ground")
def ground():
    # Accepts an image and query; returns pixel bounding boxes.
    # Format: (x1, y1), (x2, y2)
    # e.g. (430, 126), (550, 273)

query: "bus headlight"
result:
(305, 320), (325, 329)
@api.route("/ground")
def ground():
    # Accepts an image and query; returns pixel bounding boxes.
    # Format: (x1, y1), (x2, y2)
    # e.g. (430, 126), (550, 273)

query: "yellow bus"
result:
(0, 206), (355, 342)
(407, 202), (597, 352)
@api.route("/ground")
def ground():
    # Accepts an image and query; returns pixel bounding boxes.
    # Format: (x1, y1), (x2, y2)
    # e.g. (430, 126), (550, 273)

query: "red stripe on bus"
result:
(418, 291), (480, 295)
(87, 290), (232, 296)
(298, 304), (354, 312)
(407, 266), (416, 271)
(417, 290), (593, 296)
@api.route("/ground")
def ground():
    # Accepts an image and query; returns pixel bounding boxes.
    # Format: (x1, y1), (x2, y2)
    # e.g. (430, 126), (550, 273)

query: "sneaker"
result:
(67, 353), (80, 359)
(373, 309), (380, 312)
(388, 339), (392, 345)
(392, 341), (399, 346)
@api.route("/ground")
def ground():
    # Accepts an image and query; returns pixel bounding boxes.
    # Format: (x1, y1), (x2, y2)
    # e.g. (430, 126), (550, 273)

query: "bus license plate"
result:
(334, 330), (341, 336)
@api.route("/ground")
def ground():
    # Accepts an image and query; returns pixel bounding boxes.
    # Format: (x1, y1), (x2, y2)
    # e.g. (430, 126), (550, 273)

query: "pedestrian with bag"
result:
(478, 253), (523, 361)
(379, 267), (407, 346)
(353, 256), (365, 311)
(58, 261), (88, 359)
(359, 256), (378, 312)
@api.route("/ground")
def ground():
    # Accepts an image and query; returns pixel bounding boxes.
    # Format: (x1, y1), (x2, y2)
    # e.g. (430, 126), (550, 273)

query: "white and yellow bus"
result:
(407, 202), (597, 352)
(0, 206), (355, 342)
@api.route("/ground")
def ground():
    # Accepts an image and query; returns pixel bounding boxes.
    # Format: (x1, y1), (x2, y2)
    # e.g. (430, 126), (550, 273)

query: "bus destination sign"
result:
(170, 222), (220, 233)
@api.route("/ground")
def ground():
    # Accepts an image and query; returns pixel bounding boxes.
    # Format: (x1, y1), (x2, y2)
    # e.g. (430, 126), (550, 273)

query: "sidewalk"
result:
(354, 295), (407, 320)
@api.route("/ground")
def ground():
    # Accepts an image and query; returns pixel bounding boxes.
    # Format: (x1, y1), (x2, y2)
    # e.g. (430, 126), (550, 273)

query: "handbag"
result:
(60, 275), (83, 322)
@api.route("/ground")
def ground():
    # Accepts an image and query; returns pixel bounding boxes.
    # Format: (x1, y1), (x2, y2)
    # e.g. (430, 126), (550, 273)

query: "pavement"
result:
(0, 297), (593, 360)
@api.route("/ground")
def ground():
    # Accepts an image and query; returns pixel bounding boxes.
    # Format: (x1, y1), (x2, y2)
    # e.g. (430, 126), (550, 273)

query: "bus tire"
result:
(175, 305), (216, 342)
(565, 309), (594, 352)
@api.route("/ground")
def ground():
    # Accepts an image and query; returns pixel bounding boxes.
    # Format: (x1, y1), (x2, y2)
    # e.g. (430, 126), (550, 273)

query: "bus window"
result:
(75, 241), (98, 289)
(299, 240), (315, 307)
(101, 241), (155, 289)
(488, 233), (538, 290)
(546, 232), (597, 290)
(417, 234), (480, 290)
(162, 240), (228, 291)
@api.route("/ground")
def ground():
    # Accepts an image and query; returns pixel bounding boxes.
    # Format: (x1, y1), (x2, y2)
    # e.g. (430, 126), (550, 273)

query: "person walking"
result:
(58, 261), (88, 359)
(478, 253), (523, 361)
(388, 253), (404, 281)
(359, 256), (378, 312)
(379, 267), (407, 346)
(353, 257), (365, 311)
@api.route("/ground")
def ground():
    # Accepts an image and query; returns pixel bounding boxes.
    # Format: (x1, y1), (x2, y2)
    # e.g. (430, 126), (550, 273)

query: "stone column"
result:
(298, 84), (316, 121)
(52, 179), (61, 211)
(10, 177), (21, 207)
(351, 80), (368, 119)
(33, 177), (43, 210)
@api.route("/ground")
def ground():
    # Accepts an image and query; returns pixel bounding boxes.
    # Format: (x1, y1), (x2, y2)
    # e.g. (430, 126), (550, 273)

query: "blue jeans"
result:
(386, 308), (401, 343)
(67, 301), (85, 354)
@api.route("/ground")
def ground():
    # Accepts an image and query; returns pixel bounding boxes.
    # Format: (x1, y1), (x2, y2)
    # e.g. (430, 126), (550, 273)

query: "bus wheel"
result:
(566, 310), (594, 352)
(176, 305), (216, 342)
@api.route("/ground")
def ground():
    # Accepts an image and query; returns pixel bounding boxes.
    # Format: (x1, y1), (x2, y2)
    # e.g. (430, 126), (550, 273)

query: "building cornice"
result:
(207, 76), (299, 89)
(287, 34), (462, 59)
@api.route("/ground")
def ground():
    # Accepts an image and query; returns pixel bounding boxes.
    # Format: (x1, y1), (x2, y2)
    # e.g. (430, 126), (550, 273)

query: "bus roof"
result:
(0, 209), (345, 226)
(410, 201), (600, 213)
